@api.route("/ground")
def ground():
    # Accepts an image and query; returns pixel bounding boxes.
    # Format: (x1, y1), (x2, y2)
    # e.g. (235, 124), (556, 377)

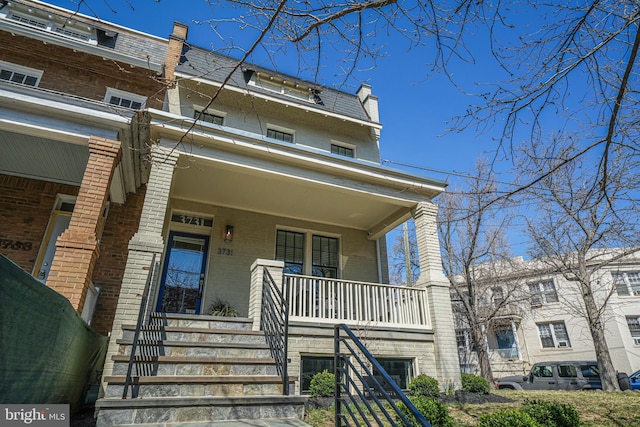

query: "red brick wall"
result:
(91, 186), (146, 335)
(0, 173), (146, 335)
(0, 30), (165, 108)
(0, 174), (79, 272)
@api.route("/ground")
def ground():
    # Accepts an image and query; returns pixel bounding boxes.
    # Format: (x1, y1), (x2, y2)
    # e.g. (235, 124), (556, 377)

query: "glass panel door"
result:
(157, 232), (209, 314)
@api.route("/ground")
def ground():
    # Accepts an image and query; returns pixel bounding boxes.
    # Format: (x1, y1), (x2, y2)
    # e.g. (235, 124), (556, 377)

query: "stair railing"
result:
(122, 254), (158, 399)
(261, 267), (290, 395)
(334, 323), (431, 426)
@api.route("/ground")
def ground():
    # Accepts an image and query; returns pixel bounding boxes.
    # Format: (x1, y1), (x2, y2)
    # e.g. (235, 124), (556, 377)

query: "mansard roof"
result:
(175, 43), (375, 124)
(0, 0), (167, 71)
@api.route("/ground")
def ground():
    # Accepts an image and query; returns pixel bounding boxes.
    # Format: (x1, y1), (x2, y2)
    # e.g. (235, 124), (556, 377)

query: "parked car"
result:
(496, 361), (602, 391)
(629, 370), (640, 390)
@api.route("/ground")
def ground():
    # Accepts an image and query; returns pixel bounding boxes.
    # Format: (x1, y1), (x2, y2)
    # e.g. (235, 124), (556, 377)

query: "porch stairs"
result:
(95, 313), (309, 427)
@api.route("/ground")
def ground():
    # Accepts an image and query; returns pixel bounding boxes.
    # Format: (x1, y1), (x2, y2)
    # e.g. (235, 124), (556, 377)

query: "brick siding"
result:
(0, 30), (165, 108)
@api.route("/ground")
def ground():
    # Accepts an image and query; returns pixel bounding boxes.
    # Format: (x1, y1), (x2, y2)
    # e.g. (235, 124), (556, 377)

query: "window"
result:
(331, 144), (354, 158)
(558, 364), (577, 378)
(492, 287), (505, 307)
(194, 109), (224, 125)
(275, 230), (305, 275)
(249, 71), (321, 103)
(580, 364), (599, 378)
(373, 359), (413, 390)
(537, 321), (570, 348)
(267, 128), (294, 143)
(612, 271), (640, 296)
(0, 61), (42, 87)
(531, 364), (554, 378)
(312, 235), (339, 278)
(300, 356), (334, 394)
(456, 329), (475, 352)
(104, 88), (146, 109)
(626, 316), (640, 344)
(529, 280), (559, 307)
(275, 229), (340, 277)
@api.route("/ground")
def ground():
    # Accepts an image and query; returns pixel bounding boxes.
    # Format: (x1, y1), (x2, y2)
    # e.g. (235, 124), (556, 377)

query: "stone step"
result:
(149, 313), (253, 330)
(111, 355), (278, 376)
(121, 325), (267, 345)
(104, 375), (297, 399)
(95, 396), (307, 426)
(116, 339), (272, 358)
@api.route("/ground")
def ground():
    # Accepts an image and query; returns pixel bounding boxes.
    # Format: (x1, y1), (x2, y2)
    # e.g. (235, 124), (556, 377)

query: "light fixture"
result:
(224, 225), (234, 243)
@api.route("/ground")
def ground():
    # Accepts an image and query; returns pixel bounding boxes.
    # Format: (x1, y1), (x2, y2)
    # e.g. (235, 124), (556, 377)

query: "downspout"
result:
(376, 238), (383, 283)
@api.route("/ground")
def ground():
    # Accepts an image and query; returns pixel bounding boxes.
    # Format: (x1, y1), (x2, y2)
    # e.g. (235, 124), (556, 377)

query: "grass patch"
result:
(304, 391), (640, 427)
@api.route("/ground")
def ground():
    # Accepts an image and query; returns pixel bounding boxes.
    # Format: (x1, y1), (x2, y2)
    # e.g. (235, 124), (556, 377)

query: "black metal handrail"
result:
(122, 254), (157, 399)
(334, 324), (432, 426)
(261, 267), (290, 395)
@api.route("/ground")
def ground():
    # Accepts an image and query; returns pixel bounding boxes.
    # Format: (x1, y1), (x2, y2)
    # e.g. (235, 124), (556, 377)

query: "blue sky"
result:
(44, 0), (529, 255)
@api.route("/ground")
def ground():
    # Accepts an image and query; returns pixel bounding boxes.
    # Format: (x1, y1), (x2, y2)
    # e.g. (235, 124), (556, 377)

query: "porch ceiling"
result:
(171, 155), (417, 237)
(0, 129), (88, 185)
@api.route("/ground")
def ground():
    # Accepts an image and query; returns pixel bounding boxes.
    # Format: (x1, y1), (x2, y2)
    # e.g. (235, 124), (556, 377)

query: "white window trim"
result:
(529, 279), (559, 307)
(0, 60), (44, 87)
(104, 87), (147, 109)
(626, 315), (640, 345)
(248, 71), (314, 102)
(537, 321), (571, 349)
(266, 124), (296, 143)
(275, 226), (341, 277)
(613, 271), (640, 296)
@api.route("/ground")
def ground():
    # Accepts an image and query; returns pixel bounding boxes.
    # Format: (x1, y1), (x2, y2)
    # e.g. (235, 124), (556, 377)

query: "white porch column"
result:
(101, 145), (179, 381)
(413, 202), (461, 387)
(511, 319), (523, 361)
(249, 259), (284, 331)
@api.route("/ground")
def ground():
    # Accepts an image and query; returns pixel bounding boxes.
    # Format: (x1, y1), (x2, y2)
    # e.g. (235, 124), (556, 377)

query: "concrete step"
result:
(95, 396), (307, 426)
(150, 313), (253, 330)
(111, 356), (278, 376)
(116, 339), (272, 358)
(121, 325), (267, 345)
(104, 375), (296, 399)
(116, 420), (311, 427)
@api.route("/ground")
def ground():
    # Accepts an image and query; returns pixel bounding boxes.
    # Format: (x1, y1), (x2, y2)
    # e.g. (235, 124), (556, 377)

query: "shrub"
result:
(408, 374), (441, 398)
(477, 409), (541, 427)
(521, 399), (580, 427)
(460, 372), (490, 394)
(309, 370), (335, 397)
(397, 396), (454, 427)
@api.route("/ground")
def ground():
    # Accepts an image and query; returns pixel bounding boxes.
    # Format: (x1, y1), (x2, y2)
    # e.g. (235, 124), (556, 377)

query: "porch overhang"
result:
(0, 84), (141, 203)
(149, 109), (446, 239)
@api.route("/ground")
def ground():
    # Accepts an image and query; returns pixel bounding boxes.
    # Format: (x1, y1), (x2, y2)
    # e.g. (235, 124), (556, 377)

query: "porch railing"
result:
(285, 274), (430, 328)
(334, 324), (431, 427)
(122, 254), (158, 399)
(261, 267), (290, 395)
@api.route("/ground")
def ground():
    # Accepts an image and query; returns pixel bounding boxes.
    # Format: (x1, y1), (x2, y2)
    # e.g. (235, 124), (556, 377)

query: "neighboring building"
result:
(453, 251), (640, 378)
(0, 0), (460, 423)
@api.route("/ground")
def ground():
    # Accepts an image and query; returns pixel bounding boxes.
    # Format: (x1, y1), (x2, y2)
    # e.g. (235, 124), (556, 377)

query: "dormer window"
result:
(248, 71), (322, 104)
(0, 61), (43, 87)
(104, 88), (146, 110)
(3, 4), (117, 47)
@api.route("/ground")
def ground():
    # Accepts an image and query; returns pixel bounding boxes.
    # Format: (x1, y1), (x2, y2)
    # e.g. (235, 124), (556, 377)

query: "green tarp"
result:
(0, 255), (107, 412)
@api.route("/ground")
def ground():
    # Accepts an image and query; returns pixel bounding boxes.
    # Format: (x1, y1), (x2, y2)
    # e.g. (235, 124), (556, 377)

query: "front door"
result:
(34, 210), (72, 283)
(157, 231), (209, 314)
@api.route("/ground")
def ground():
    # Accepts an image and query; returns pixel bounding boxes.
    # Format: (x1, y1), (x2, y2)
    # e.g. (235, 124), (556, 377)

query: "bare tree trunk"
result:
(472, 327), (494, 384)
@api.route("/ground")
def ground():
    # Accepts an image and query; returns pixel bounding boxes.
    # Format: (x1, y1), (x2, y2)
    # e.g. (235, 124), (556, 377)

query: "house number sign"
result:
(171, 214), (213, 227)
(1, 239), (33, 251)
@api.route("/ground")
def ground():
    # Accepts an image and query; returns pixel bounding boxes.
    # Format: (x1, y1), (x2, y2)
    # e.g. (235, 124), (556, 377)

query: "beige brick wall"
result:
(170, 204), (381, 317)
